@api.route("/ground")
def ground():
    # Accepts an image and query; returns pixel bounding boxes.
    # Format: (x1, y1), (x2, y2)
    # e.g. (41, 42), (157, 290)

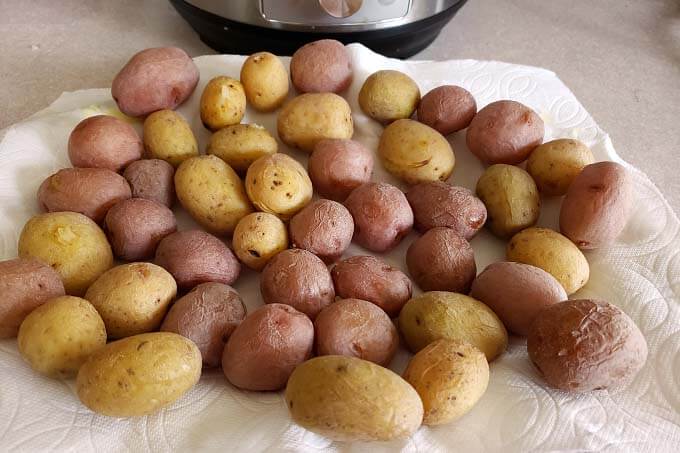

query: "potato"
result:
(232, 212), (288, 271)
(289, 199), (354, 263)
(104, 198), (177, 261)
(417, 85), (477, 135)
(476, 164), (540, 238)
(123, 159), (175, 207)
(358, 70), (420, 123)
(406, 227), (476, 293)
(175, 155), (253, 235)
(378, 119), (455, 184)
(143, 109), (198, 167)
(308, 138), (373, 201)
(38, 168), (132, 223)
(560, 161), (632, 249)
(155, 229), (240, 290)
(18, 296), (106, 378)
(507, 227), (590, 295)
(470, 262), (567, 336)
(85, 263), (176, 339)
(245, 153), (313, 220)
(277, 93), (353, 152)
(222, 304), (313, 391)
(0, 258), (65, 338)
(77, 332), (202, 416)
(528, 299), (648, 392)
(466, 100), (544, 164)
(399, 291), (508, 361)
(207, 124), (278, 173)
(526, 139), (595, 195)
(285, 355), (423, 441)
(260, 249), (335, 320)
(403, 339), (489, 425)
(200, 76), (246, 131)
(161, 282), (246, 368)
(406, 181), (486, 238)
(111, 47), (199, 117)
(290, 39), (352, 93)
(344, 182), (413, 253)
(18, 212), (113, 296)
(68, 115), (142, 171)
(331, 255), (412, 318)
(240, 51), (289, 112)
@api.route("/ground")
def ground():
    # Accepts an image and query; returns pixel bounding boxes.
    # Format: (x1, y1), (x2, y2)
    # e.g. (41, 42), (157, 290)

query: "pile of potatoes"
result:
(0, 41), (647, 442)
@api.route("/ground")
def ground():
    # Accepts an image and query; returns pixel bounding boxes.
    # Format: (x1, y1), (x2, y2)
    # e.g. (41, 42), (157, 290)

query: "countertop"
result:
(1, 0), (678, 211)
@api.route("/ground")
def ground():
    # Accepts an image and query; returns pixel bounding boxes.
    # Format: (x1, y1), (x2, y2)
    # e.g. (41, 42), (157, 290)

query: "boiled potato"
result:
(143, 109), (198, 167)
(378, 119), (455, 184)
(76, 332), (202, 416)
(417, 85), (477, 135)
(207, 124), (278, 173)
(290, 39), (352, 93)
(308, 138), (373, 201)
(526, 138), (595, 195)
(358, 70), (420, 123)
(123, 159), (175, 207)
(289, 199), (354, 263)
(18, 296), (106, 378)
(200, 76), (246, 131)
(175, 155), (253, 235)
(285, 355), (423, 441)
(68, 115), (142, 171)
(232, 212), (288, 271)
(240, 52), (289, 112)
(18, 212), (113, 296)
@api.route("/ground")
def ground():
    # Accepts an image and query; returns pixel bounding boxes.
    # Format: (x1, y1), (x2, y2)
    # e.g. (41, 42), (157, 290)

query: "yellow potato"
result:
(240, 51), (289, 112)
(200, 76), (246, 131)
(527, 139), (595, 195)
(232, 212), (288, 271)
(207, 124), (278, 173)
(358, 70), (420, 123)
(143, 109), (198, 167)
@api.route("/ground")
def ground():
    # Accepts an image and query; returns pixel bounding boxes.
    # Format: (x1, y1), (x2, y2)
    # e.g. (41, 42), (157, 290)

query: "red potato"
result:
(290, 39), (353, 94)
(123, 159), (175, 207)
(289, 199), (354, 263)
(308, 139), (373, 202)
(68, 115), (142, 171)
(417, 85), (477, 135)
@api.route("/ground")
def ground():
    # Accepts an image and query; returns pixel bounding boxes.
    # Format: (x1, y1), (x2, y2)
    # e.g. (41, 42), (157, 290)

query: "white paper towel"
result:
(0, 44), (679, 452)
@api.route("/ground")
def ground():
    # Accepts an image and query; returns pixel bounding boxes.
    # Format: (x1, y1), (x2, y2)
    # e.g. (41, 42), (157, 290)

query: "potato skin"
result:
(507, 227), (590, 295)
(111, 47), (199, 117)
(344, 182), (413, 253)
(289, 199), (354, 263)
(18, 212), (113, 296)
(277, 93), (354, 152)
(200, 76), (246, 131)
(68, 115), (142, 171)
(105, 198), (177, 261)
(308, 139), (373, 201)
(527, 139), (595, 195)
(232, 212), (288, 271)
(207, 124), (278, 173)
(290, 39), (352, 94)
(399, 291), (508, 361)
(143, 109), (198, 167)
(406, 227), (476, 293)
(417, 85), (477, 135)
(331, 255), (412, 318)
(0, 258), (65, 338)
(403, 339), (489, 425)
(222, 303), (313, 391)
(528, 299), (648, 392)
(358, 70), (421, 123)
(161, 282), (246, 368)
(38, 168), (132, 223)
(476, 164), (540, 238)
(378, 119), (455, 185)
(76, 332), (202, 417)
(285, 355), (424, 441)
(240, 51), (289, 112)
(260, 249), (335, 320)
(466, 100), (544, 165)
(406, 181), (486, 238)
(155, 229), (240, 290)
(470, 262), (567, 336)
(18, 296), (106, 378)
(123, 159), (175, 207)
(559, 161), (632, 249)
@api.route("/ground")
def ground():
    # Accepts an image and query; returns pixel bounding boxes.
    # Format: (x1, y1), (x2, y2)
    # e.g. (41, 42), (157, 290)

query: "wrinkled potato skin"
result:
(308, 139), (373, 201)
(123, 159), (175, 207)
(358, 70), (420, 123)
(68, 115), (143, 171)
(285, 355), (424, 442)
(222, 304), (313, 391)
(528, 299), (648, 392)
(289, 199), (354, 263)
(143, 109), (198, 167)
(527, 139), (595, 195)
(38, 168), (132, 223)
(399, 291), (508, 361)
(175, 155), (253, 235)
(470, 262), (567, 336)
(111, 47), (199, 117)
(507, 227), (590, 295)
(200, 76), (246, 131)
(18, 296), (106, 378)
(207, 124), (278, 173)
(240, 52), (289, 112)
(76, 332), (202, 417)
(378, 119), (455, 184)
(161, 283), (246, 368)
(290, 39), (353, 94)
(403, 339), (489, 425)
(417, 85), (477, 135)
(560, 162), (632, 249)
(232, 212), (288, 271)
(18, 212), (113, 296)
(0, 258), (65, 338)
(476, 164), (540, 238)
(277, 93), (354, 152)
